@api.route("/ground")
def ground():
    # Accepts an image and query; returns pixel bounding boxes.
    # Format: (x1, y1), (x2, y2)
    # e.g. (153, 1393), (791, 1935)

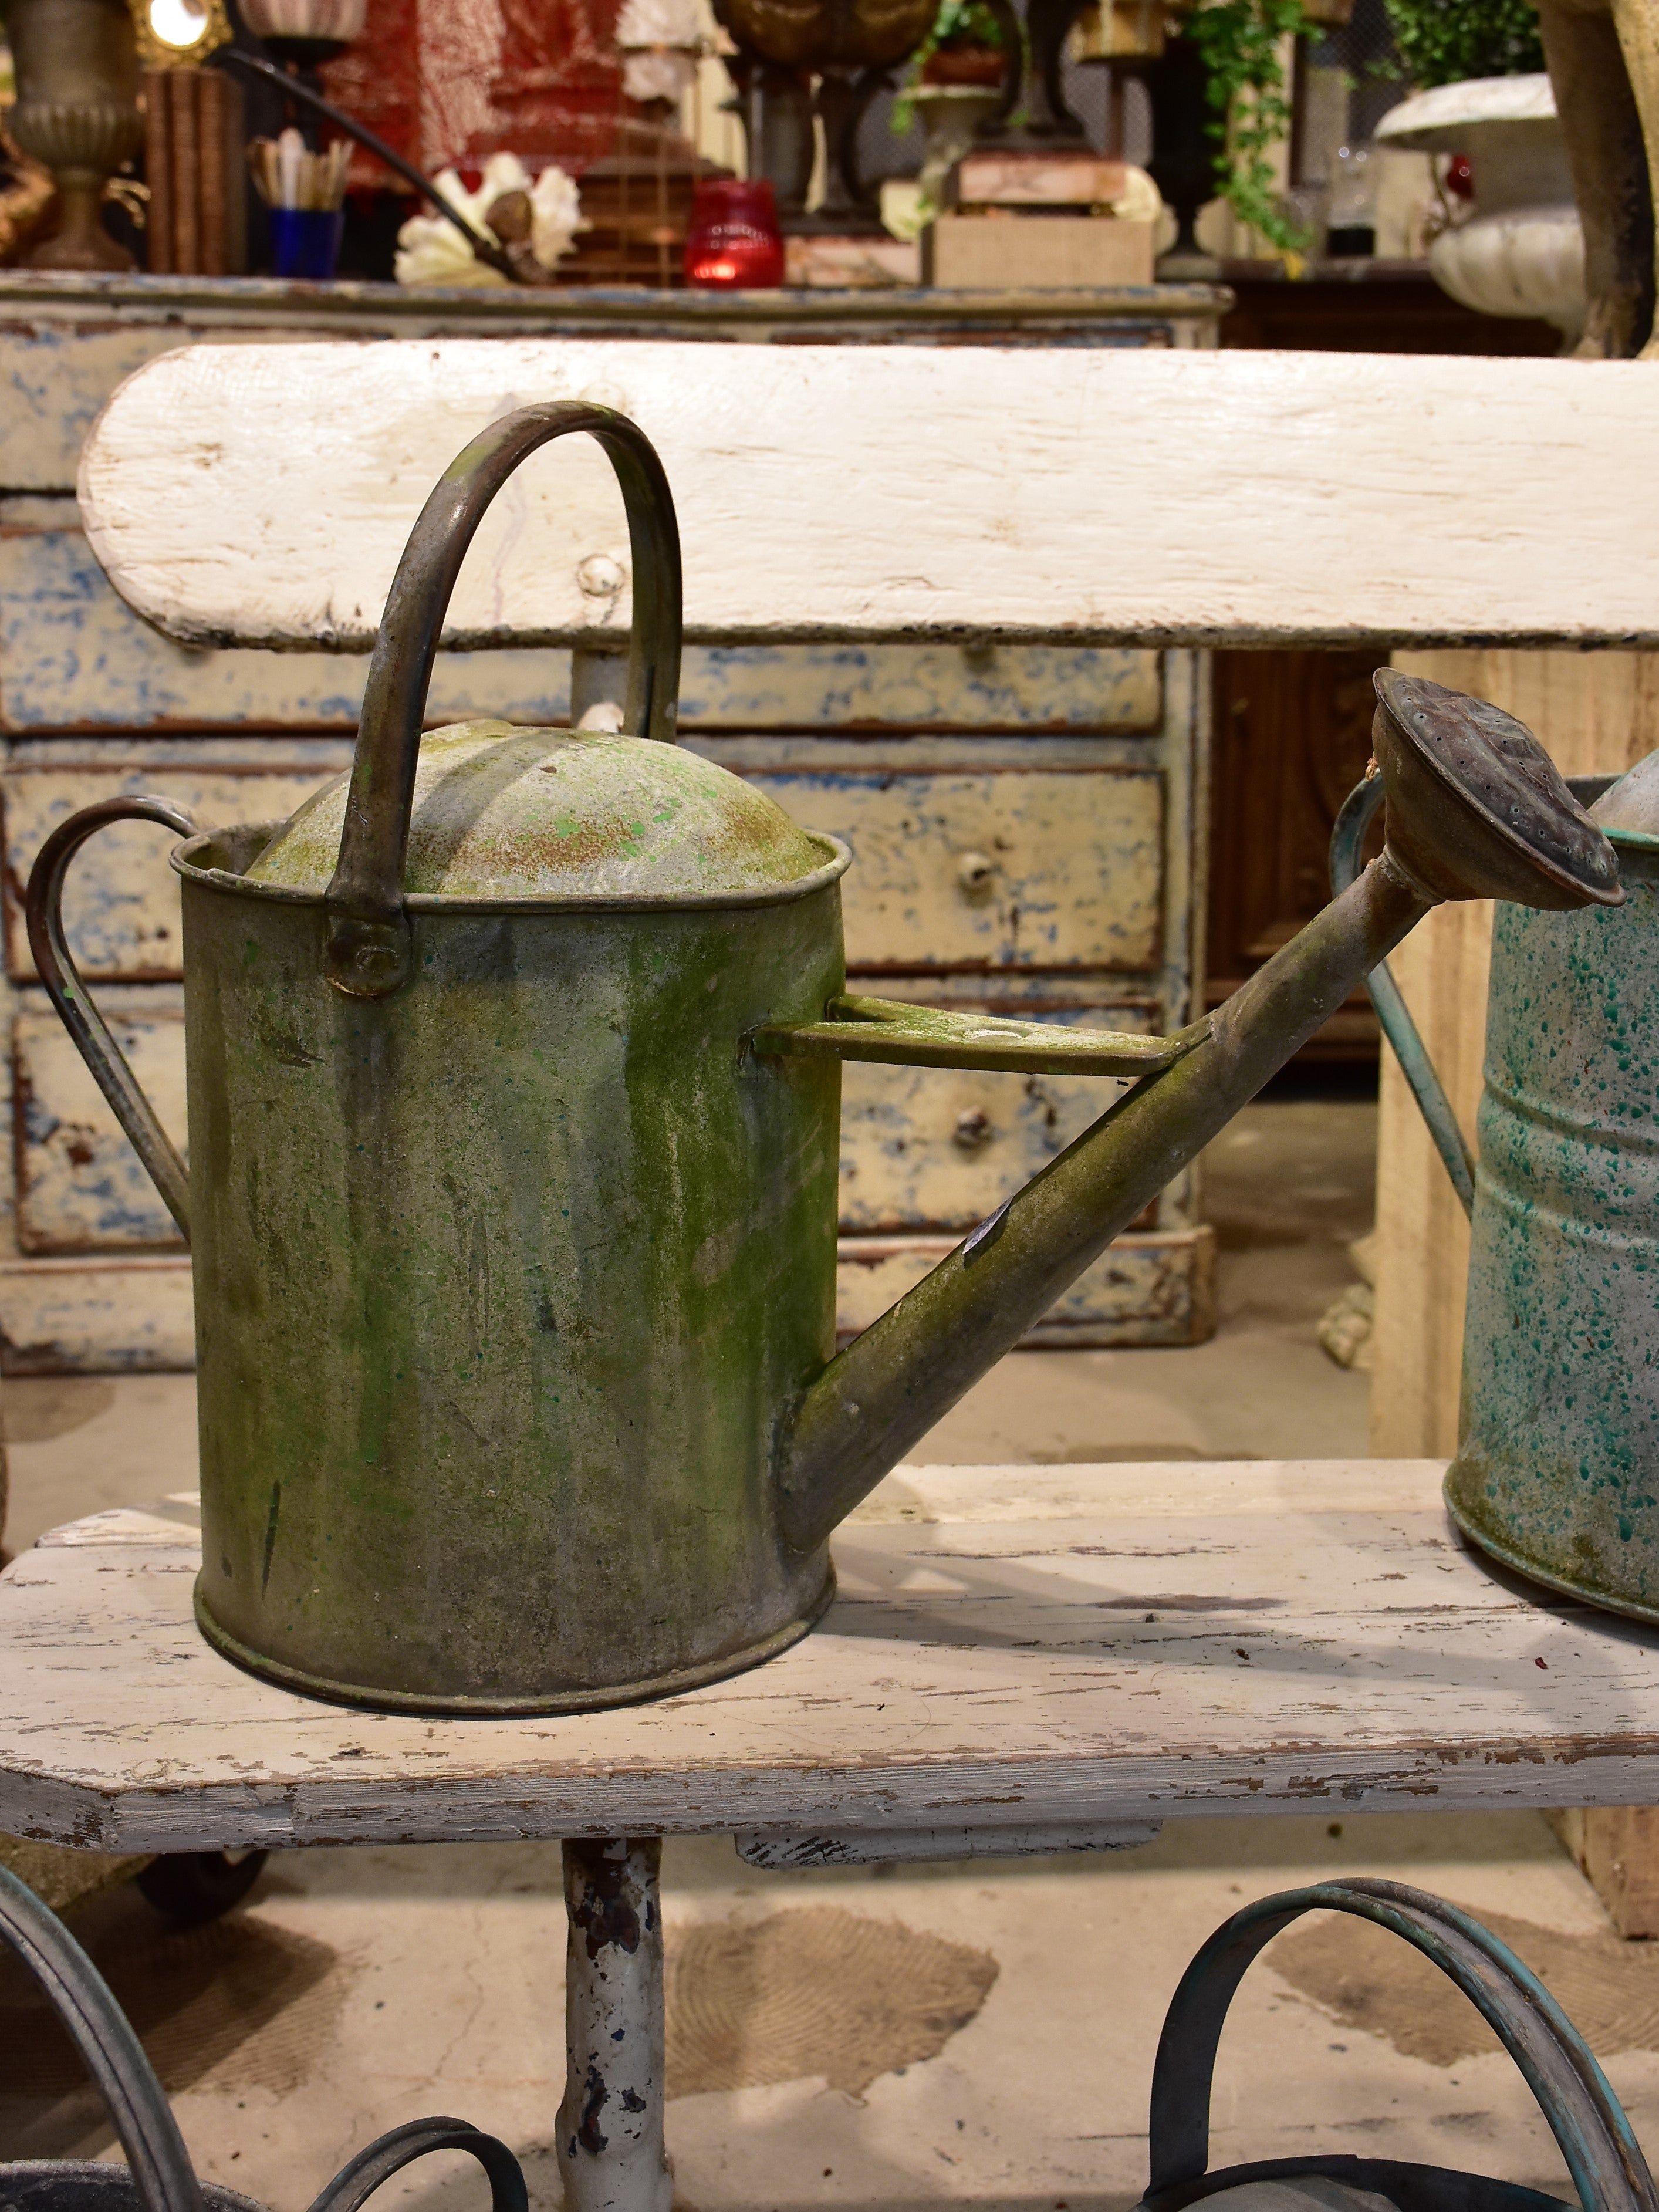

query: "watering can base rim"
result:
(192, 1572), (836, 1715)
(1443, 1473), (1659, 1627)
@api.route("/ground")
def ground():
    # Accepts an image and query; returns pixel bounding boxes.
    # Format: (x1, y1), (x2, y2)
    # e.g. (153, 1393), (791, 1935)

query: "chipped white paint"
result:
(79, 343), (1659, 650)
(0, 281), (1225, 493)
(5, 1459), (1653, 1853)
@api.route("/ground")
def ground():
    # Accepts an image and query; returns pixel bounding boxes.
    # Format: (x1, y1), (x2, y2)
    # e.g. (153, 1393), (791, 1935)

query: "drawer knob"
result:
(953, 1108), (994, 1153)
(956, 849), (997, 899)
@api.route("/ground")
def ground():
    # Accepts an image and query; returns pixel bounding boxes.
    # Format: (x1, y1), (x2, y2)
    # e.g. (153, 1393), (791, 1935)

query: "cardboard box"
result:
(927, 213), (1155, 288)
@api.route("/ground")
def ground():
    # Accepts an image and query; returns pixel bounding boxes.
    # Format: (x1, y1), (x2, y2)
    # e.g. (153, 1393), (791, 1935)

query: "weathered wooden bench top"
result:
(79, 343), (1659, 651)
(3, 1459), (1655, 1856)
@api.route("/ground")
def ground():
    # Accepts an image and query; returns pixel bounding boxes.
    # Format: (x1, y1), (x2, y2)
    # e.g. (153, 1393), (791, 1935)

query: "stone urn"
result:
(1376, 73), (1584, 350)
(2, 0), (144, 270)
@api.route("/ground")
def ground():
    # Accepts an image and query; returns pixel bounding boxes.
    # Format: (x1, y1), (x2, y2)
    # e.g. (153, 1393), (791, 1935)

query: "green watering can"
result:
(26, 411), (1623, 1714)
(1334, 692), (1659, 1623)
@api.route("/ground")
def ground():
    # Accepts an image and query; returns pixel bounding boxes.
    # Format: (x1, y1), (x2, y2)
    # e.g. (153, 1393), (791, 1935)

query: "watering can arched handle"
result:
(324, 401), (684, 1000)
(23, 793), (199, 1242)
(1330, 774), (1475, 1218)
(1144, 1875), (1657, 2212)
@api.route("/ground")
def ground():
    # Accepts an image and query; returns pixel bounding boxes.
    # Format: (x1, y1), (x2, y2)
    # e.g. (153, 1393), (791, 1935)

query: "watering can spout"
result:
(776, 672), (1625, 1558)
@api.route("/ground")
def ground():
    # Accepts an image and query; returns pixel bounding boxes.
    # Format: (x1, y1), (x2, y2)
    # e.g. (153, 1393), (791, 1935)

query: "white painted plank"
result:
(79, 345), (1659, 652)
(3, 1460), (1658, 1853)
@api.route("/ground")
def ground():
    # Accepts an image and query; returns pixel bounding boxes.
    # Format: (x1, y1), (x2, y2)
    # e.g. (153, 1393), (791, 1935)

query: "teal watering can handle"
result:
(324, 401), (684, 1000)
(1330, 773), (1475, 1218)
(23, 792), (199, 1242)
(1145, 1877), (1658, 2212)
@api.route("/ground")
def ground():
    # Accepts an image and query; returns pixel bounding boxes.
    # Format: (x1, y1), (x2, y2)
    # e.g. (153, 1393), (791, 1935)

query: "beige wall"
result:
(1371, 650), (1659, 1455)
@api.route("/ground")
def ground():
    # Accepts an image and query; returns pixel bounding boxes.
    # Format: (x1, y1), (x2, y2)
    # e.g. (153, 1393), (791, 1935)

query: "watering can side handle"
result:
(0, 1860), (206, 2212)
(1330, 774), (1475, 1220)
(324, 401), (684, 1002)
(1143, 1875), (1657, 2212)
(23, 794), (197, 1243)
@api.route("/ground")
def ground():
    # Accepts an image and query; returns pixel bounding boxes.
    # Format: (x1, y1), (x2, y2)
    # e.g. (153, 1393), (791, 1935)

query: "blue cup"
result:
(270, 206), (344, 280)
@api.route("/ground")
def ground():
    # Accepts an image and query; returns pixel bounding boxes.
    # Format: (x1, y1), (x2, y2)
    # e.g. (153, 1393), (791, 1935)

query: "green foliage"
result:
(1381, 0), (1544, 87)
(891, 0), (1011, 131)
(1185, 0), (1310, 252)
(927, 0), (1009, 48)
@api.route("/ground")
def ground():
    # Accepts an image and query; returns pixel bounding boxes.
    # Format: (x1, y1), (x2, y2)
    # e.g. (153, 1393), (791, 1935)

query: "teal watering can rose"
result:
(1339, 724), (1659, 1623)
(26, 408), (1620, 1714)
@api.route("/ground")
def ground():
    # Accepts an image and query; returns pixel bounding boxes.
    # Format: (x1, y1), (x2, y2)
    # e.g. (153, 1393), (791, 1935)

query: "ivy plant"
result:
(1184, 0), (1310, 252)
(1381, 0), (1544, 89)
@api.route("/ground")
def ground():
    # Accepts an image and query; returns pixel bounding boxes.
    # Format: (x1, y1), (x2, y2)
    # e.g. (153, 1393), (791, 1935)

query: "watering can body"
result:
(1451, 831), (1659, 1617)
(31, 404), (1621, 1714)
(172, 748), (848, 1708)
(1342, 761), (1659, 1623)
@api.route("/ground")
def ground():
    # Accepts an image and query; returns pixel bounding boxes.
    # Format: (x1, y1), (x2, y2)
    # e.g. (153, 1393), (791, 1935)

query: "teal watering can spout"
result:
(778, 671), (1623, 1558)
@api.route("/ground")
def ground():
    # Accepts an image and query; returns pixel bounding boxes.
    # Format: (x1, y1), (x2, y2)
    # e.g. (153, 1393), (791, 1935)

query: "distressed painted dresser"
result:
(0, 272), (1225, 1370)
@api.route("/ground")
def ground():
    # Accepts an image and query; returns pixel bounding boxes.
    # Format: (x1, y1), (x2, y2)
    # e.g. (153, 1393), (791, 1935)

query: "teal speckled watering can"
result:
(1335, 704), (1659, 1623)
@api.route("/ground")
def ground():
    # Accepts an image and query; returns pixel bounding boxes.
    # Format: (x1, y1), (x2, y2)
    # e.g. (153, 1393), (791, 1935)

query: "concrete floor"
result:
(5, 1094), (1647, 2212)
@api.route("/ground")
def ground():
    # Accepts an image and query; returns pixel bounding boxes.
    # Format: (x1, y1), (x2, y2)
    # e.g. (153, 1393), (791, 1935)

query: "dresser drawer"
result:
(839, 998), (1155, 1232)
(13, 991), (185, 1252)
(748, 767), (1163, 971)
(2, 744), (351, 980)
(836, 1227), (1214, 1348)
(0, 505), (574, 732)
(677, 645), (1161, 732)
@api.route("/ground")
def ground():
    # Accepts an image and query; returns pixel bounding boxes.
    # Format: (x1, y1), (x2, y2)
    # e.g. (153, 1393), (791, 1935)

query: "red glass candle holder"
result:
(684, 179), (785, 289)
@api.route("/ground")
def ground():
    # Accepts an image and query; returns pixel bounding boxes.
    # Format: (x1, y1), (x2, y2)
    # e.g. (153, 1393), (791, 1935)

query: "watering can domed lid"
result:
(246, 721), (833, 901)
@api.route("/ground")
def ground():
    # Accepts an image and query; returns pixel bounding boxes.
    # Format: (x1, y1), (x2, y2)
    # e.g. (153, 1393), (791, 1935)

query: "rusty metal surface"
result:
(556, 1840), (671, 2212)
(1374, 670), (1623, 910)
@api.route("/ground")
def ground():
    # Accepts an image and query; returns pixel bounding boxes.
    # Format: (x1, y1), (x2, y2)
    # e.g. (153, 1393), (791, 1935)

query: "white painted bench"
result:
(5, 1462), (1659, 2210)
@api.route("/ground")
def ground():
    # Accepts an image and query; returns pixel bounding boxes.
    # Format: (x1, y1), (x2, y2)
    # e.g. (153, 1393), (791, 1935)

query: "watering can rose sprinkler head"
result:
(1369, 670), (1624, 911)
